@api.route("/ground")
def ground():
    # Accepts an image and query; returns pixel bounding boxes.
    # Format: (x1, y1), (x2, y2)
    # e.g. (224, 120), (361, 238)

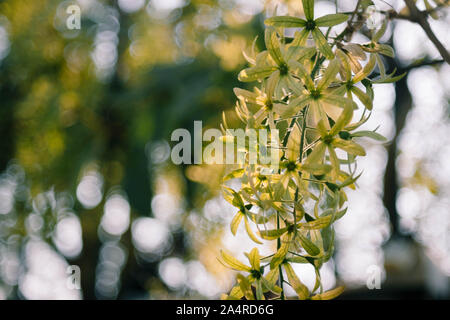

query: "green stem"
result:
(282, 118), (297, 148)
(298, 106), (309, 162)
(276, 212), (285, 300)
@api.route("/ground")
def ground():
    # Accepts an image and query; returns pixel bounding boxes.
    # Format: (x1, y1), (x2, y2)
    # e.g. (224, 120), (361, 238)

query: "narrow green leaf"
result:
(265, 28), (284, 66)
(230, 285), (244, 300)
(329, 103), (354, 136)
(351, 86), (373, 110)
(286, 74), (306, 96)
(286, 46), (316, 64)
(373, 20), (387, 42)
(238, 66), (278, 82)
(266, 70), (280, 98)
(311, 286), (345, 300)
(316, 119), (328, 137)
(280, 94), (311, 118)
(305, 141), (326, 166)
(270, 234), (292, 269)
(298, 215), (332, 230)
(302, 0), (315, 21)
(288, 60), (315, 91)
(286, 123), (301, 161)
(340, 171), (363, 189)
(223, 168), (245, 182)
(222, 186), (245, 208)
(328, 146), (340, 180)
(261, 276), (282, 295)
(265, 16), (306, 28)
(311, 28), (334, 59)
(352, 130), (387, 141)
(336, 49), (352, 82)
(317, 58), (340, 91)
(244, 216), (263, 244)
(372, 70), (406, 84)
(333, 207), (348, 221)
(284, 262), (309, 299)
(265, 267), (280, 285)
(231, 212), (244, 235)
(237, 274), (255, 300)
(289, 29), (310, 48)
(220, 250), (251, 272)
(312, 267), (321, 292)
(333, 138), (366, 156)
(287, 255), (310, 264)
(227, 285), (244, 300)
(298, 233), (321, 256)
(321, 94), (357, 110)
(226, 186), (245, 208)
(300, 163), (332, 175)
(375, 53), (386, 78)
(255, 280), (265, 300)
(377, 44), (395, 57)
(315, 13), (348, 27)
(259, 227), (288, 240)
(233, 88), (258, 102)
(248, 248), (260, 270)
(353, 54), (376, 83)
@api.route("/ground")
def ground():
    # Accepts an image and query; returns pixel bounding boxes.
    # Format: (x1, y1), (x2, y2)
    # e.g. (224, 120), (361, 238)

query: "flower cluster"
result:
(219, 0), (402, 300)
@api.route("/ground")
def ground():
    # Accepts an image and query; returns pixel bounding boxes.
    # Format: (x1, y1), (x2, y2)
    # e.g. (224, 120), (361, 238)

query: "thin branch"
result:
(276, 212), (285, 300)
(333, 0), (363, 44)
(403, 0), (450, 64)
(403, 59), (445, 71)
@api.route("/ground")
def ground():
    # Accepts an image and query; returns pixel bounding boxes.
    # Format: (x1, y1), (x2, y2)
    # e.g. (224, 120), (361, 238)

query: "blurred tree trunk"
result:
(383, 70), (412, 237)
(0, 76), (18, 171)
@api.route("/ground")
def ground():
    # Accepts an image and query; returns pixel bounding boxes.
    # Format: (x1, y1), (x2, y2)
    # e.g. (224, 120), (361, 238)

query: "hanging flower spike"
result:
(220, 0), (403, 301)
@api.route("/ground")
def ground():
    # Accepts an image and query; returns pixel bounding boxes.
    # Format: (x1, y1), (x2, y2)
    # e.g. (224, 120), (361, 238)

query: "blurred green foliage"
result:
(0, 0), (265, 299)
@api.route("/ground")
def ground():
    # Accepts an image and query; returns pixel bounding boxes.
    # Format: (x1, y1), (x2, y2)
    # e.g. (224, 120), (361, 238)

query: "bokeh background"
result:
(0, 0), (449, 300)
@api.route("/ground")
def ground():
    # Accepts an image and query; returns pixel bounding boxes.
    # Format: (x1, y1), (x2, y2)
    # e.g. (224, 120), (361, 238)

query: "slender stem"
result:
(288, 250), (306, 257)
(298, 107), (309, 162)
(331, 0), (362, 46)
(404, 0), (450, 64)
(302, 177), (326, 184)
(282, 118), (297, 147)
(311, 56), (325, 79)
(276, 212), (285, 300)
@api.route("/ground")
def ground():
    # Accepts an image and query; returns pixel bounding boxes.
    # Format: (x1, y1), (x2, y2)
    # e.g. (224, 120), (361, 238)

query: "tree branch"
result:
(403, 0), (450, 64)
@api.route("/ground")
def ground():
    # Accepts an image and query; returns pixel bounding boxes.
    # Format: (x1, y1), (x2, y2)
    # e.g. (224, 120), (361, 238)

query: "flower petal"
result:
(351, 86), (373, 110)
(220, 250), (252, 272)
(329, 103), (354, 136)
(248, 247), (261, 270)
(302, 0), (315, 21)
(238, 66), (278, 82)
(305, 141), (326, 165)
(284, 262), (309, 299)
(311, 28), (334, 59)
(333, 138), (366, 156)
(317, 58), (340, 91)
(265, 27), (284, 66)
(288, 60), (315, 91)
(265, 16), (306, 28)
(315, 13), (348, 27)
